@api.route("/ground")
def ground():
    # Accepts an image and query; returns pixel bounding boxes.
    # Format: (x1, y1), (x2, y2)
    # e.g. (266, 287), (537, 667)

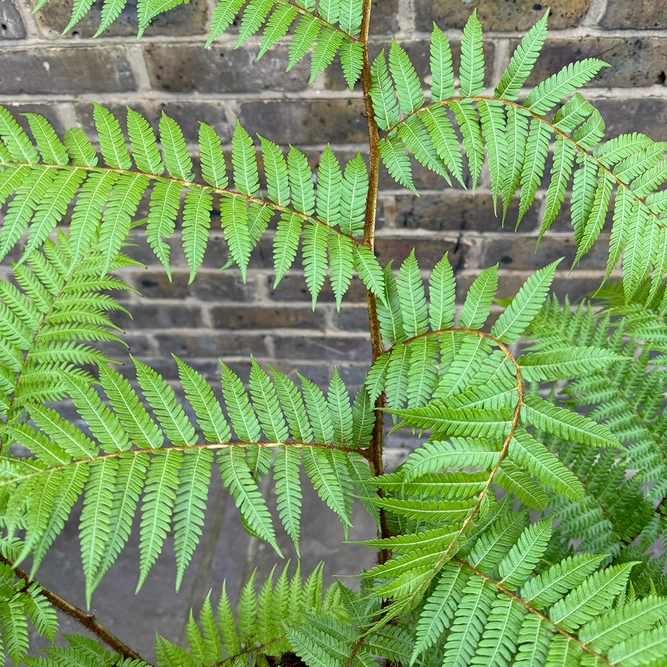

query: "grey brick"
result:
(480, 235), (609, 271)
(113, 303), (204, 329)
(414, 0), (591, 32)
(239, 99), (368, 145)
(273, 335), (371, 361)
(518, 37), (667, 88)
(144, 44), (311, 94)
(0, 46), (136, 94)
(601, 0), (667, 30)
(156, 332), (270, 358)
(131, 270), (257, 302)
(0, 0), (26, 39)
(270, 274), (368, 303)
(211, 305), (324, 330)
(594, 99), (667, 142)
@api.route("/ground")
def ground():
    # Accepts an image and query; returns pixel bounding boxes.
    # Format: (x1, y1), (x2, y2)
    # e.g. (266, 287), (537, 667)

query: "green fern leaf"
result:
(459, 10), (484, 97)
(198, 123), (228, 188)
(459, 264), (498, 330)
(127, 108), (163, 175)
(495, 11), (548, 100)
(92, 103), (131, 170)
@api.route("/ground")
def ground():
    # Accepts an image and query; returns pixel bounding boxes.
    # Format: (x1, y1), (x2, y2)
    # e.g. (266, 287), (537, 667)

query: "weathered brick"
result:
(375, 236), (471, 269)
(594, 99), (667, 142)
(131, 270), (256, 302)
(239, 99), (367, 145)
(210, 305), (324, 330)
(113, 303), (204, 329)
(331, 306), (374, 331)
(480, 235), (609, 271)
(0, 46), (136, 94)
(270, 274), (368, 303)
(392, 194), (538, 232)
(370, 0), (398, 34)
(519, 38), (667, 88)
(144, 44), (310, 94)
(601, 0), (667, 30)
(414, 0), (590, 32)
(34, 0), (208, 38)
(273, 335), (371, 361)
(325, 39), (495, 91)
(96, 334), (154, 357)
(0, 0), (25, 39)
(155, 332), (269, 358)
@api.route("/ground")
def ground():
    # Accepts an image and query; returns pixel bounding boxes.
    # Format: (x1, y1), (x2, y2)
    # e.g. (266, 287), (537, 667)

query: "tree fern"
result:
(2, 5), (667, 666)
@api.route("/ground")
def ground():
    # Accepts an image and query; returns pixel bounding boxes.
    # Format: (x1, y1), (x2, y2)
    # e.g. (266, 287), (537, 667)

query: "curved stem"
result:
(0, 553), (153, 666)
(382, 94), (665, 231)
(0, 439), (368, 488)
(4, 162), (364, 248)
(454, 557), (613, 666)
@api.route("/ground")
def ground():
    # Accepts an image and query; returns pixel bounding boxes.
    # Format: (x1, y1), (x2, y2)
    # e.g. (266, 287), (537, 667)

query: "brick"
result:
(480, 235), (609, 271)
(0, 0), (25, 39)
(331, 305), (374, 331)
(519, 38), (667, 88)
(325, 38), (495, 91)
(155, 332), (269, 358)
(270, 274), (368, 303)
(370, 0), (398, 34)
(601, 0), (667, 30)
(131, 270), (256, 302)
(210, 305), (324, 330)
(414, 0), (591, 32)
(594, 99), (667, 142)
(34, 0), (208, 38)
(144, 44), (310, 94)
(96, 334), (154, 358)
(239, 99), (368, 145)
(393, 194), (538, 232)
(113, 303), (204, 329)
(273, 335), (371, 361)
(375, 236), (471, 270)
(0, 46), (136, 94)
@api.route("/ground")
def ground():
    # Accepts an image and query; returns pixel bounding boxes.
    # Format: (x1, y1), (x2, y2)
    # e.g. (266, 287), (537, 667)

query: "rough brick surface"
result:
(415, 0), (591, 32)
(0, 0), (25, 39)
(601, 0), (667, 30)
(0, 46), (136, 94)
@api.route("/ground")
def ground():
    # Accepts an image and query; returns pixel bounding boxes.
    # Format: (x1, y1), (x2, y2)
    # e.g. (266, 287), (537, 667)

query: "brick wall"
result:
(1, 0), (665, 402)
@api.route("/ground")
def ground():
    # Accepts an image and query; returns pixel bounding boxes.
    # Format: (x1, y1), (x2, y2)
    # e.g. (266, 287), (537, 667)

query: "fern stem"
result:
(1, 161), (364, 248)
(0, 552), (154, 666)
(454, 557), (614, 666)
(360, 0), (392, 562)
(0, 440), (369, 488)
(381, 94), (666, 232)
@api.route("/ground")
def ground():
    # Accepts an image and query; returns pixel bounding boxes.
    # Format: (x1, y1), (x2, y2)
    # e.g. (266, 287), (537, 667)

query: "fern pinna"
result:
(1, 2), (667, 666)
